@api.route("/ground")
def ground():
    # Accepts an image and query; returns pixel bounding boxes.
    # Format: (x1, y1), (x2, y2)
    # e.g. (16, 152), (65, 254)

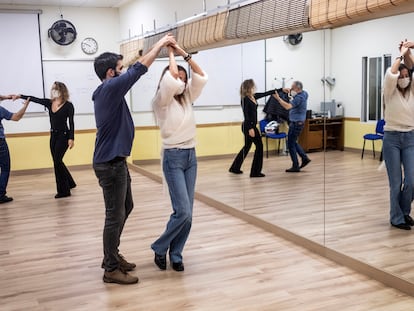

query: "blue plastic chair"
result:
(361, 119), (385, 159)
(259, 119), (287, 158)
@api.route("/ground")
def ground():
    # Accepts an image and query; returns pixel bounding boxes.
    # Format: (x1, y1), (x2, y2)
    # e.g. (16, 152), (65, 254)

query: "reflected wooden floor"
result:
(1, 167), (414, 310)
(141, 150), (414, 284)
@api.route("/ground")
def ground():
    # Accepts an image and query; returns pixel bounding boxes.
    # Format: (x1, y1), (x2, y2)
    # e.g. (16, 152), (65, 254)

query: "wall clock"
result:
(81, 37), (98, 55)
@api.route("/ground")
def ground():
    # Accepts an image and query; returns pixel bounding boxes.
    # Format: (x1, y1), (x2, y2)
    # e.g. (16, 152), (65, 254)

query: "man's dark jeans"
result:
(0, 139), (11, 198)
(287, 121), (307, 169)
(94, 158), (133, 272)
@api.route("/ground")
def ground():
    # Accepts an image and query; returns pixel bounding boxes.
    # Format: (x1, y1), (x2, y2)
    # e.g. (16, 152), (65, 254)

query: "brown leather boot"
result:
(119, 253), (136, 271)
(103, 269), (139, 284)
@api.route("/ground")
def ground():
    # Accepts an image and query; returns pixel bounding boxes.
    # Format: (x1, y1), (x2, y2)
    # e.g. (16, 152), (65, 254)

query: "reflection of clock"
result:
(81, 37), (98, 55)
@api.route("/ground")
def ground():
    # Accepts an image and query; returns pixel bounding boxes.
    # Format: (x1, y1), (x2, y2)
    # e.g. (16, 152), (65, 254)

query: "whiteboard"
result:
(129, 40), (266, 111)
(131, 59), (188, 112)
(0, 12), (44, 113)
(42, 60), (101, 114)
(193, 40), (266, 107)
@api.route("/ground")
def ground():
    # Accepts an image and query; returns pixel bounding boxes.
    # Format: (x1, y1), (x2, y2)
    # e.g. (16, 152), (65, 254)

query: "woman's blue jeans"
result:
(151, 148), (197, 263)
(383, 131), (414, 225)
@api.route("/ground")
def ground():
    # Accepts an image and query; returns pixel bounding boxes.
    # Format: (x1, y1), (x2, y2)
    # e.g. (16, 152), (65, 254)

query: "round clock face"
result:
(81, 37), (98, 55)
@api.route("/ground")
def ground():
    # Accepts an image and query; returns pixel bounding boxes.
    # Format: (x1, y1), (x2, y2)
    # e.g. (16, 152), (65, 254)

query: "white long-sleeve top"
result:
(383, 67), (414, 132)
(152, 70), (208, 149)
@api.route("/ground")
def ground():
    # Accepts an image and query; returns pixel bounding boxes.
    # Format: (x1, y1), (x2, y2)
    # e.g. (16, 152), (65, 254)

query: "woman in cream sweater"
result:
(151, 43), (207, 271)
(383, 41), (414, 230)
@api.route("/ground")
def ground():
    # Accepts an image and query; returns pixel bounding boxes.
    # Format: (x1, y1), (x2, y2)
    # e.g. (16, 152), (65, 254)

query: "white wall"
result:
(119, 0), (236, 40)
(0, 4), (119, 133)
(331, 12), (414, 118)
(265, 30), (329, 113)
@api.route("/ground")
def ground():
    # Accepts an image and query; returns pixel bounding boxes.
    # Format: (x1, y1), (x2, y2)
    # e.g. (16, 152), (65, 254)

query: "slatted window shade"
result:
(225, 0), (309, 39)
(197, 18), (209, 46)
(260, 0), (277, 34)
(120, 38), (143, 67)
(310, 0), (410, 29)
(189, 20), (201, 49)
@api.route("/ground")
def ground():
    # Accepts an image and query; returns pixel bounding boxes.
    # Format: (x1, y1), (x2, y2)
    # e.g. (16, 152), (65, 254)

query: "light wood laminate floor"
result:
(1, 166), (414, 310)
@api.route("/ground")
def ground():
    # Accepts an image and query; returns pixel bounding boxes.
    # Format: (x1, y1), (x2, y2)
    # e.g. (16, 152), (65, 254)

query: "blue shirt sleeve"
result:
(0, 106), (14, 120)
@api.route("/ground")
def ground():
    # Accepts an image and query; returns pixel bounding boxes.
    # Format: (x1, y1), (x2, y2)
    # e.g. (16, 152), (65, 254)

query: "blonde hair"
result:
(240, 79), (255, 98)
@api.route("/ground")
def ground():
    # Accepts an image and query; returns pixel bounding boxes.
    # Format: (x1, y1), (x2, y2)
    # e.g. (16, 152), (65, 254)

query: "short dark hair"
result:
(94, 52), (123, 81)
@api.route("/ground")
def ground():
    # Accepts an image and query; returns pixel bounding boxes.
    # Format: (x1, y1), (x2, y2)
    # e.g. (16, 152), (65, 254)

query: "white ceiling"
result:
(0, 0), (130, 8)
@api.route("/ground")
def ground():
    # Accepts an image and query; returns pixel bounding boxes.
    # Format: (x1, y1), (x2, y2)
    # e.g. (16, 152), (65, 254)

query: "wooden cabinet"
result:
(298, 117), (344, 152)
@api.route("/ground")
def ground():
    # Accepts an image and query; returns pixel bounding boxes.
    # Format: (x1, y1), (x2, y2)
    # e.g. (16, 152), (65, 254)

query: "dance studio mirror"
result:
(323, 12), (414, 284)
(135, 6), (414, 286)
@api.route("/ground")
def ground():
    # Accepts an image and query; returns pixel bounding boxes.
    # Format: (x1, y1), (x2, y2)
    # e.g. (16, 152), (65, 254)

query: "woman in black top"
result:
(229, 79), (276, 177)
(16, 82), (76, 198)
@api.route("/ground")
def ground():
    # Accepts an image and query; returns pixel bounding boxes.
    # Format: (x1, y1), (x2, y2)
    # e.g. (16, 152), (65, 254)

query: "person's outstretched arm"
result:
(168, 45), (179, 79)
(172, 44), (205, 77)
(0, 95), (12, 101)
(11, 98), (30, 121)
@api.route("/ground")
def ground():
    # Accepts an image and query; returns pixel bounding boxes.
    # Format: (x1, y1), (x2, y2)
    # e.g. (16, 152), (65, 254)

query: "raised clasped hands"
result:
(161, 33), (176, 48)
(399, 39), (413, 56)
(11, 94), (21, 101)
(167, 43), (187, 57)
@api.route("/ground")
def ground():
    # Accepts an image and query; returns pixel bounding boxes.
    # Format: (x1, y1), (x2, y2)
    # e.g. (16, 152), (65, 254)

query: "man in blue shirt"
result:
(274, 81), (311, 172)
(92, 34), (176, 285)
(0, 95), (30, 202)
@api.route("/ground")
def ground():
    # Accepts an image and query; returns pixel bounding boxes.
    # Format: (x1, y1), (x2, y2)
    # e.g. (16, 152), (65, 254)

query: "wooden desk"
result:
(298, 117), (344, 152)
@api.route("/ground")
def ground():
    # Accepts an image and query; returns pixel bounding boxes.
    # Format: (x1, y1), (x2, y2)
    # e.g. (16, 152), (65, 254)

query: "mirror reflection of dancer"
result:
(273, 81), (311, 172)
(0, 95), (30, 203)
(14, 82), (76, 198)
(93, 34), (176, 285)
(151, 44), (207, 272)
(229, 79), (276, 177)
(382, 41), (414, 230)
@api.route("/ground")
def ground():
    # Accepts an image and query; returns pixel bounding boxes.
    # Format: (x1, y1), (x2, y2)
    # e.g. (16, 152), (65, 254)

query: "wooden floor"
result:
(1, 167), (414, 310)
(140, 150), (414, 286)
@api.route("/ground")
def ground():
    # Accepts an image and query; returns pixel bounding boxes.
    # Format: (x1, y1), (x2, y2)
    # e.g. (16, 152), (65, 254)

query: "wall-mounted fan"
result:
(286, 33), (303, 46)
(48, 19), (77, 46)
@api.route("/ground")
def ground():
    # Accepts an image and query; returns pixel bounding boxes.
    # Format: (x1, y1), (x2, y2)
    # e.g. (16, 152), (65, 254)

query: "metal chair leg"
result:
(266, 137), (269, 158)
(361, 140), (366, 159)
(372, 140), (375, 159)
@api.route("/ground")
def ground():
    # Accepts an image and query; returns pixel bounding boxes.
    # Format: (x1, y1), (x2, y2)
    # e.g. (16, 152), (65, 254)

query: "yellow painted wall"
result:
(344, 119), (382, 152)
(8, 119), (376, 170)
(7, 131), (96, 171)
(131, 123), (284, 161)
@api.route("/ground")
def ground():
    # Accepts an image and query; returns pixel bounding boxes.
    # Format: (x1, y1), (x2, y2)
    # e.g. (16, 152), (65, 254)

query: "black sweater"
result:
(21, 95), (75, 140)
(242, 90), (276, 130)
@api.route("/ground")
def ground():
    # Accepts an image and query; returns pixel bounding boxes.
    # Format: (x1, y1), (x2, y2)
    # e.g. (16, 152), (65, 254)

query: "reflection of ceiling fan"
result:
(286, 33), (303, 46)
(48, 19), (77, 46)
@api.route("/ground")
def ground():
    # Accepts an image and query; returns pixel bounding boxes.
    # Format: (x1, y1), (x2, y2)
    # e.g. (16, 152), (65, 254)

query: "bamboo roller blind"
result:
(310, 0), (411, 29)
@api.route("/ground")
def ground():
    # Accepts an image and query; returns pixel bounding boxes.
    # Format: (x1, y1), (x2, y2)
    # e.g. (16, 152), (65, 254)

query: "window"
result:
(361, 54), (392, 122)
